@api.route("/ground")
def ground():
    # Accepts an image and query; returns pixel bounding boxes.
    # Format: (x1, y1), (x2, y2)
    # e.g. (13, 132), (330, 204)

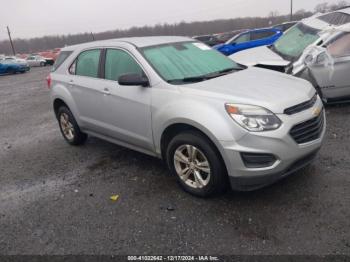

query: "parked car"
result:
(35, 52), (56, 65)
(230, 7), (350, 103)
(214, 30), (247, 44)
(193, 34), (220, 47)
(0, 56), (30, 73)
(0, 60), (29, 74)
(2, 56), (30, 71)
(273, 21), (298, 32)
(293, 26), (350, 103)
(49, 36), (325, 197)
(26, 55), (47, 67)
(214, 28), (283, 56)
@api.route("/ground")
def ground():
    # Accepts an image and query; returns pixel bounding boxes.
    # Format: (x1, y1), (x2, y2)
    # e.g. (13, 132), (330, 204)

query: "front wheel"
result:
(57, 106), (87, 145)
(166, 131), (228, 197)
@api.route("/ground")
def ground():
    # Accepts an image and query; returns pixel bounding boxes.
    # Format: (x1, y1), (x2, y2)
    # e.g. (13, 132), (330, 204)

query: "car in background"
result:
(193, 34), (220, 47)
(214, 28), (283, 56)
(214, 29), (247, 44)
(1, 56), (30, 72)
(26, 55), (48, 67)
(0, 60), (29, 74)
(37, 51), (59, 65)
(293, 25), (350, 103)
(230, 7), (350, 103)
(49, 36), (325, 197)
(273, 21), (298, 32)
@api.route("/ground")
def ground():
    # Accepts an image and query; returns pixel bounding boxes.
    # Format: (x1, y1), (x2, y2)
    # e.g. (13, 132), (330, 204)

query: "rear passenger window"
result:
(75, 49), (101, 78)
(251, 31), (275, 40)
(104, 49), (144, 81)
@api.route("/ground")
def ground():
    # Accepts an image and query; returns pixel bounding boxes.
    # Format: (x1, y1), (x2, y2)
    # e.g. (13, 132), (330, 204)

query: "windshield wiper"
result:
(167, 76), (207, 84)
(167, 67), (243, 84)
(203, 67), (243, 79)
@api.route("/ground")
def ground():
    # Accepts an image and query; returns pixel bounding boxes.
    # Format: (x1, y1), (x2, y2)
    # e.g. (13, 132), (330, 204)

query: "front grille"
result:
(284, 94), (317, 115)
(240, 152), (277, 168)
(290, 110), (324, 144)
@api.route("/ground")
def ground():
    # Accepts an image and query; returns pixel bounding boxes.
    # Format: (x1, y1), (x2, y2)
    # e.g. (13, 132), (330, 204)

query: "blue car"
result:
(214, 28), (283, 56)
(0, 60), (29, 75)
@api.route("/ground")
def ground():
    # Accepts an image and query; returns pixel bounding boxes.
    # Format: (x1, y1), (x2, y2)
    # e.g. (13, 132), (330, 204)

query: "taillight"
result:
(46, 74), (52, 89)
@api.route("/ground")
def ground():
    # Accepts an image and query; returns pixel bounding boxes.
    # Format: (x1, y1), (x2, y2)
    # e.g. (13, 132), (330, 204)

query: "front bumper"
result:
(220, 98), (326, 191)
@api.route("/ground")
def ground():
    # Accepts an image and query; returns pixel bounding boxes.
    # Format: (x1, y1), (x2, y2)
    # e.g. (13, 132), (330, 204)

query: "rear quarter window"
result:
(52, 51), (73, 71)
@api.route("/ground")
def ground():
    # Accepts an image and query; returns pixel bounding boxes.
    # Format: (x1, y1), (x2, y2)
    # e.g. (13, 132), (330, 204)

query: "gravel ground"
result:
(0, 67), (349, 255)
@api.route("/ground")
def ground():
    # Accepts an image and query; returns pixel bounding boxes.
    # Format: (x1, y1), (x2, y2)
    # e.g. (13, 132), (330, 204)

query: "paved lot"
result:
(0, 67), (349, 255)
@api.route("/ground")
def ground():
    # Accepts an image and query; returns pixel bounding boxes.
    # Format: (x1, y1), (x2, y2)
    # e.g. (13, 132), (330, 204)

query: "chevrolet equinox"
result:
(49, 36), (326, 197)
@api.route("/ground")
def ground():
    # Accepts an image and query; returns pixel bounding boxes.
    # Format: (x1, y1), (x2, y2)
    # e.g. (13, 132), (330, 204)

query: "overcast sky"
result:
(0, 0), (342, 40)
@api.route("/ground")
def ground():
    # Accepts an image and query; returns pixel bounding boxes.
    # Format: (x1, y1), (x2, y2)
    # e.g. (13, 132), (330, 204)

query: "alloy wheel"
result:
(173, 144), (211, 189)
(60, 113), (75, 140)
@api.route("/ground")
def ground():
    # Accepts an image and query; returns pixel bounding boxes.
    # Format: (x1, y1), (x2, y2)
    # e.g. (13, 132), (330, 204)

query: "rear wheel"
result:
(57, 106), (87, 145)
(40, 62), (46, 67)
(166, 131), (228, 197)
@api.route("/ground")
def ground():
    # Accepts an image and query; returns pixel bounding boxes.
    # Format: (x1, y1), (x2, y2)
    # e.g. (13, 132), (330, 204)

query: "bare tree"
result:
(0, 10), (313, 54)
(315, 2), (329, 13)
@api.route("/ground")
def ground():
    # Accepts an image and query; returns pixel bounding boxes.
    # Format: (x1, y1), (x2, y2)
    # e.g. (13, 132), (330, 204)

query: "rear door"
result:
(310, 33), (350, 99)
(68, 49), (111, 133)
(229, 32), (251, 53)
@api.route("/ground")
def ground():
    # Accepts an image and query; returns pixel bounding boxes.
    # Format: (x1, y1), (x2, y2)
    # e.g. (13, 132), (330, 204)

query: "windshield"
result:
(141, 42), (242, 84)
(272, 23), (320, 60)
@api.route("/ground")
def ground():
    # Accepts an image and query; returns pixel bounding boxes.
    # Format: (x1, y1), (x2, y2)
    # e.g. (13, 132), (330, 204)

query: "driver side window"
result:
(327, 33), (350, 58)
(104, 49), (144, 81)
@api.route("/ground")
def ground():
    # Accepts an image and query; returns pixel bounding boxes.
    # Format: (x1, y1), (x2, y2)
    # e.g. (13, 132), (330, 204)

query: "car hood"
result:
(179, 67), (315, 114)
(229, 46), (290, 67)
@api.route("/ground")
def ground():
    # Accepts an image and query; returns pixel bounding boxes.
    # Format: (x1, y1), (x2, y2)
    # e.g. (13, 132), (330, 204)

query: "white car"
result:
(26, 55), (47, 67)
(230, 7), (350, 103)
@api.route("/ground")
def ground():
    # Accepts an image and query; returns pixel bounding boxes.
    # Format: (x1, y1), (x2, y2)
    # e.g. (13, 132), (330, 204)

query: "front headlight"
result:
(225, 104), (282, 132)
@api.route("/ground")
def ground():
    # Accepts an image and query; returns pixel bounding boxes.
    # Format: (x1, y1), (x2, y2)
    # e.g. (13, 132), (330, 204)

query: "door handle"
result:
(102, 87), (111, 95)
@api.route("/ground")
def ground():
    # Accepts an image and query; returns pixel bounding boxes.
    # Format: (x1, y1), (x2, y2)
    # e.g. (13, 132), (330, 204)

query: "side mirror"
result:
(118, 73), (149, 87)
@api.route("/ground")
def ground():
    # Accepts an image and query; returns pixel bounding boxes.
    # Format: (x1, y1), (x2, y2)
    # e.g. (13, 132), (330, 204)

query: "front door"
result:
(99, 48), (153, 151)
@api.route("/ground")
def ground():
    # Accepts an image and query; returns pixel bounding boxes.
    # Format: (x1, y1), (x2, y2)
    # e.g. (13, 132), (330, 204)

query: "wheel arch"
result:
(159, 121), (230, 176)
(53, 98), (69, 118)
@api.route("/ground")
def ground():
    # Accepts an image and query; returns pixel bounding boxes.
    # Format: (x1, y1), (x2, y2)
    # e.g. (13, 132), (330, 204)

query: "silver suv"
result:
(49, 36), (326, 197)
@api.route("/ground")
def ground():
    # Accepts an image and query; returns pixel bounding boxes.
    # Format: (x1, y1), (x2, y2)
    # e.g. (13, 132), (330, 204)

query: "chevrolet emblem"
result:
(313, 107), (322, 117)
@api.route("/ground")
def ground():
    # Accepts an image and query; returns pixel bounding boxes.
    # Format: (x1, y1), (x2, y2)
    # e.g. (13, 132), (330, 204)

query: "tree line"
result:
(0, 1), (348, 55)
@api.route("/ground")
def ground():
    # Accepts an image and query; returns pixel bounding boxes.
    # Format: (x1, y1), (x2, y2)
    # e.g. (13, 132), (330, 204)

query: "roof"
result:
(339, 7), (350, 14)
(62, 36), (191, 51)
(336, 23), (350, 32)
(302, 8), (350, 30)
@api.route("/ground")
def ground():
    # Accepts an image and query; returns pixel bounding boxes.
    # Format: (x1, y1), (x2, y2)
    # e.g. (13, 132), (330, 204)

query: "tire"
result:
(166, 130), (228, 197)
(6, 68), (15, 75)
(40, 62), (46, 67)
(57, 106), (87, 146)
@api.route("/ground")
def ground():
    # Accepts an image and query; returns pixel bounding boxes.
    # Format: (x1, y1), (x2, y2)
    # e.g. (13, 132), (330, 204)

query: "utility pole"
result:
(6, 26), (16, 56)
(90, 32), (95, 41)
(290, 0), (293, 21)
